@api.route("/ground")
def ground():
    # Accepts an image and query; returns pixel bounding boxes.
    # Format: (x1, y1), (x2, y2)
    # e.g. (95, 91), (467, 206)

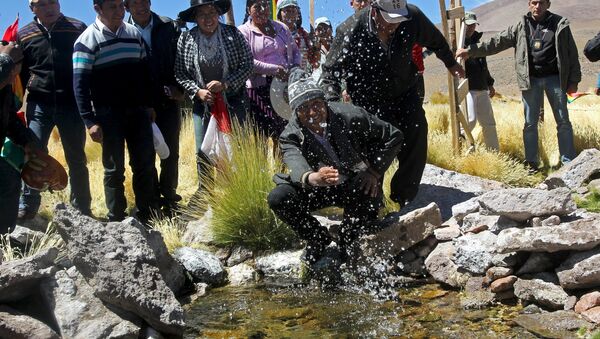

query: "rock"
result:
(556, 248), (600, 289)
(184, 283), (209, 305)
(542, 177), (567, 190)
(531, 217), (543, 228)
(15, 215), (49, 232)
(582, 306), (600, 324)
(588, 178), (600, 191)
(398, 250), (417, 264)
(452, 198), (480, 222)
(454, 231), (497, 275)
(541, 215), (561, 227)
(227, 263), (256, 286)
(145, 230), (186, 295)
(576, 186), (590, 195)
(9, 226), (46, 245)
(514, 278), (570, 310)
(0, 248), (58, 303)
(214, 247), (231, 262)
(575, 292), (600, 314)
(520, 304), (543, 314)
(497, 218), (600, 253)
(181, 209), (214, 245)
(173, 247), (226, 286)
(352, 203), (442, 264)
(424, 242), (470, 288)
(461, 277), (495, 309)
(544, 149), (600, 190)
(516, 253), (556, 275)
(40, 267), (140, 338)
(490, 275), (517, 293)
(565, 296), (578, 311)
(514, 311), (594, 338)
(140, 327), (164, 339)
(491, 251), (521, 268)
(399, 257), (426, 276)
(0, 305), (59, 339)
(461, 213), (520, 234)
(478, 188), (576, 222)
(494, 290), (516, 301)
(53, 207), (185, 336)
(434, 225), (461, 241)
(413, 237), (438, 258)
(486, 267), (514, 282)
(255, 251), (304, 286)
(226, 247), (253, 267)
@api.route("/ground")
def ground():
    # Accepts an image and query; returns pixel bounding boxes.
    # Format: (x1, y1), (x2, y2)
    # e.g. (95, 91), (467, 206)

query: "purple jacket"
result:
(238, 19), (300, 88)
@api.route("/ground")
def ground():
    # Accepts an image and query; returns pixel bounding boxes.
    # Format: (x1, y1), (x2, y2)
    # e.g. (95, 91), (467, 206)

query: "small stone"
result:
(226, 247), (253, 267)
(494, 290), (516, 301)
(173, 247), (226, 286)
(564, 296), (578, 311)
(434, 225), (461, 241)
(451, 198), (480, 222)
(490, 275), (517, 293)
(541, 215), (561, 227)
(486, 267), (514, 282)
(531, 217), (543, 228)
(227, 263), (256, 286)
(576, 186), (590, 195)
(582, 306), (600, 324)
(575, 292), (600, 314)
(520, 304), (543, 314)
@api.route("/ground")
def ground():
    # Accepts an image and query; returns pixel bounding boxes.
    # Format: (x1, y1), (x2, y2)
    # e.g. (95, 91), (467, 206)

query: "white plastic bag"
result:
(152, 122), (170, 160)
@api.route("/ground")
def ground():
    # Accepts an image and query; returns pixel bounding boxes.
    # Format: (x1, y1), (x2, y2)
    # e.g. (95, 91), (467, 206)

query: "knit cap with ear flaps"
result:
(287, 67), (325, 113)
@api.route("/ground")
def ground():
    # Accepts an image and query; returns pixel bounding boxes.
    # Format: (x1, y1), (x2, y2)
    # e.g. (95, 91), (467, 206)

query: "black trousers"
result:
(268, 181), (382, 248)
(97, 106), (160, 222)
(154, 100), (181, 202)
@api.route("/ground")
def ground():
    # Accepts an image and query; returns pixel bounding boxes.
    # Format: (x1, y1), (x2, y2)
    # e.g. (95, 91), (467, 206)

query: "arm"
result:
(469, 24), (518, 58)
(279, 127), (314, 185)
(564, 25), (582, 87)
(224, 28), (254, 92)
(414, 8), (457, 69)
(72, 42), (97, 129)
(174, 32), (202, 100)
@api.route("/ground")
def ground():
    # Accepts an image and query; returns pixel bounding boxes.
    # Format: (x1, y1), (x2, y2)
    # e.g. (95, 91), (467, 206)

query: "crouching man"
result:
(267, 68), (403, 265)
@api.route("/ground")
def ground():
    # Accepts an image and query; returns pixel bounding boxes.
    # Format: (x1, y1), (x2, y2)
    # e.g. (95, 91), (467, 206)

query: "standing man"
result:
(457, 0), (580, 171)
(350, 0), (368, 12)
(462, 12), (499, 151)
(125, 0), (183, 216)
(73, 0), (160, 224)
(319, 0), (465, 207)
(17, 0), (91, 219)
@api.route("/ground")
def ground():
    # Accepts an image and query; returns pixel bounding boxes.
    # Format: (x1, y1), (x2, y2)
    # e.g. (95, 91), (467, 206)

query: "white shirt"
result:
(132, 16), (154, 50)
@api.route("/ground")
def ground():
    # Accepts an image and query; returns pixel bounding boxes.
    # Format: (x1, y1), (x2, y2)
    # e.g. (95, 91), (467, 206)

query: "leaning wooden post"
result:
(225, 4), (235, 26)
(309, 0), (315, 28)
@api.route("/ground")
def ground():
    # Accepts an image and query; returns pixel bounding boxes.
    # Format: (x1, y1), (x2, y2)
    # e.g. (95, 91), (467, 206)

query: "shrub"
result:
(0, 222), (64, 262)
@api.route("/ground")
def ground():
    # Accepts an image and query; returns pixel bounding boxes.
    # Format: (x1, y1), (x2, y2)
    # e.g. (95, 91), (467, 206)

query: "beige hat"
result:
(464, 12), (479, 25)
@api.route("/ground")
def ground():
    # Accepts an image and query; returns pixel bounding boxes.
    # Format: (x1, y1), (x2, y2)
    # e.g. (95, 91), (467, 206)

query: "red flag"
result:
(211, 93), (232, 134)
(2, 15), (24, 108)
(3, 15), (19, 42)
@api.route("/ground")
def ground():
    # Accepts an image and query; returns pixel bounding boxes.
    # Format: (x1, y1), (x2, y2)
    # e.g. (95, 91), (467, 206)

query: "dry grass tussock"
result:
(0, 222), (64, 261)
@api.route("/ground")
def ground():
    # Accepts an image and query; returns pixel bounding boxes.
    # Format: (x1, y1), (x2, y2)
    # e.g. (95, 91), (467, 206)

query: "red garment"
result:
(412, 44), (425, 73)
(211, 93), (231, 133)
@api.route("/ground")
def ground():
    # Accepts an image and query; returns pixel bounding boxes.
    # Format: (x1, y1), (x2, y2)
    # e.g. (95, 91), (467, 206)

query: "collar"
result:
(95, 17), (125, 36)
(131, 14), (154, 30)
(527, 11), (553, 24)
(35, 14), (64, 31)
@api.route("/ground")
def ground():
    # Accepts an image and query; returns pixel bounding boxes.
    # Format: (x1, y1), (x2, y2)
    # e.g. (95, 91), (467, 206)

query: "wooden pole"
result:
(225, 6), (235, 26)
(439, 0), (460, 153)
(310, 0), (315, 28)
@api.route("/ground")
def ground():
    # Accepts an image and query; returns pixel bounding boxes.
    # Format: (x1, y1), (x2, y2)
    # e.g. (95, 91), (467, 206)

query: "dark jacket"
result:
(0, 55), (34, 154)
(464, 31), (494, 91)
(584, 31), (600, 62)
(274, 101), (403, 186)
(17, 15), (86, 106)
(128, 12), (181, 104)
(319, 5), (457, 113)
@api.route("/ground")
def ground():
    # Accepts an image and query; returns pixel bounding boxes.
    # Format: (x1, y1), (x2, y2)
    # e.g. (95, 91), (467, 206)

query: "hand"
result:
(567, 83), (578, 94)
(595, 88), (600, 96)
(207, 80), (225, 93)
(455, 48), (470, 61)
(489, 86), (496, 98)
(196, 89), (214, 104)
(23, 143), (48, 171)
(0, 41), (23, 64)
(88, 124), (103, 143)
(167, 85), (185, 101)
(148, 108), (157, 122)
(448, 63), (465, 79)
(352, 170), (380, 198)
(275, 67), (289, 81)
(342, 90), (351, 103)
(308, 166), (339, 187)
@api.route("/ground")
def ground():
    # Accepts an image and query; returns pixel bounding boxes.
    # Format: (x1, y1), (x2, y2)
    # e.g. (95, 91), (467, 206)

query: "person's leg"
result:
(98, 108), (127, 222)
(19, 101), (54, 218)
(55, 105), (92, 215)
(0, 158), (22, 234)
(339, 183), (382, 249)
(192, 102), (212, 192)
(474, 90), (500, 151)
(154, 102), (182, 203)
(544, 75), (576, 163)
(522, 77), (544, 167)
(416, 73), (425, 106)
(125, 108), (160, 224)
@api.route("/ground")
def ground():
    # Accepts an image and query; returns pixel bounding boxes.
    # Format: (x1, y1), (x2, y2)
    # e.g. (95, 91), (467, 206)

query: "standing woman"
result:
(175, 0), (253, 191)
(238, 0), (300, 138)
(276, 0), (318, 70)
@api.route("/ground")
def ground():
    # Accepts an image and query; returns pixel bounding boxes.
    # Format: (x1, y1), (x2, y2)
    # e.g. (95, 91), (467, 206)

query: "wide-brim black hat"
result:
(178, 0), (231, 23)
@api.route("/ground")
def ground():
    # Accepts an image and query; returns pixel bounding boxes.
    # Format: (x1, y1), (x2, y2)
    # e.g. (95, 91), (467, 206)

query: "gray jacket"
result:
(274, 102), (403, 186)
(468, 12), (581, 91)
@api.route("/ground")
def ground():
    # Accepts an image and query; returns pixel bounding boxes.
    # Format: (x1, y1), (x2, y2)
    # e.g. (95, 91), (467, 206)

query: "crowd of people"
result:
(0, 0), (599, 266)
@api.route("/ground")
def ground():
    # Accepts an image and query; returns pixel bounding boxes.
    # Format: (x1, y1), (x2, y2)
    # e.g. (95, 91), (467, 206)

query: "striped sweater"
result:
(73, 18), (153, 128)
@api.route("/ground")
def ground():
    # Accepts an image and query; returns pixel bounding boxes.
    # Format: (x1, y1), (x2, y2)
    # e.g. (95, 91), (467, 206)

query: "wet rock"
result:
(490, 275), (517, 293)
(40, 267), (140, 338)
(575, 292), (600, 314)
(353, 203), (442, 264)
(541, 215), (561, 227)
(454, 231), (497, 275)
(181, 209), (215, 245)
(226, 247), (253, 267)
(424, 242), (470, 288)
(452, 197), (480, 222)
(516, 253), (556, 275)
(255, 250), (303, 286)
(0, 305), (59, 339)
(556, 247), (600, 289)
(227, 263), (256, 286)
(544, 149), (600, 190)
(9, 226), (45, 245)
(478, 188), (576, 222)
(145, 229), (186, 295)
(0, 248), (58, 303)
(514, 311), (594, 338)
(520, 304), (543, 314)
(514, 278), (570, 310)
(582, 306), (600, 324)
(461, 277), (495, 309)
(174, 247), (226, 286)
(497, 218), (600, 253)
(461, 213), (520, 234)
(399, 257), (426, 276)
(486, 267), (514, 282)
(53, 207), (185, 336)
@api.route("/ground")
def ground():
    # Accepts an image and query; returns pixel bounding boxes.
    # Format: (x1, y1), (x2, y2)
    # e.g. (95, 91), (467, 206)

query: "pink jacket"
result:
(238, 19), (301, 88)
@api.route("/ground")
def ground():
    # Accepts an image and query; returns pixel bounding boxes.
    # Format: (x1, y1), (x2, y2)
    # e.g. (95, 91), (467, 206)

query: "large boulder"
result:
(145, 230), (186, 295)
(497, 218), (600, 253)
(352, 203), (442, 264)
(454, 231), (498, 275)
(53, 206), (185, 336)
(0, 248), (58, 303)
(424, 242), (470, 288)
(255, 250), (304, 286)
(514, 311), (595, 338)
(478, 188), (576, 222)
(40, 267), (140, 338)
(544, 149), (600, 190)
(460, 213), (520, 234)
(9, 226), (46, 246)
(227, 263), (257, 287)
(575, 292), (600, 314)
(0, 305), (59, 339)
(173, 247), (226, 286)
(513, 277), (570, 310)
(556, 247), (600, 290)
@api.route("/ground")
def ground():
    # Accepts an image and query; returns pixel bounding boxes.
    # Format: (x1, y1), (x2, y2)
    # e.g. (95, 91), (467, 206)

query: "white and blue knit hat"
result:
(288, 68), (325, 113)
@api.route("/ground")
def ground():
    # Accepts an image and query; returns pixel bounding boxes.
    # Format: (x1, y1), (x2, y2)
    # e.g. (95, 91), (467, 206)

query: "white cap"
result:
(373, 0), (410, 24)
(314, 17), (331, 28)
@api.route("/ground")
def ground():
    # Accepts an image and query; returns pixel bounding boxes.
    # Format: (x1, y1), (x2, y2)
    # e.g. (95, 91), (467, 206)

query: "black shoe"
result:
(526, 162), (540, 175)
